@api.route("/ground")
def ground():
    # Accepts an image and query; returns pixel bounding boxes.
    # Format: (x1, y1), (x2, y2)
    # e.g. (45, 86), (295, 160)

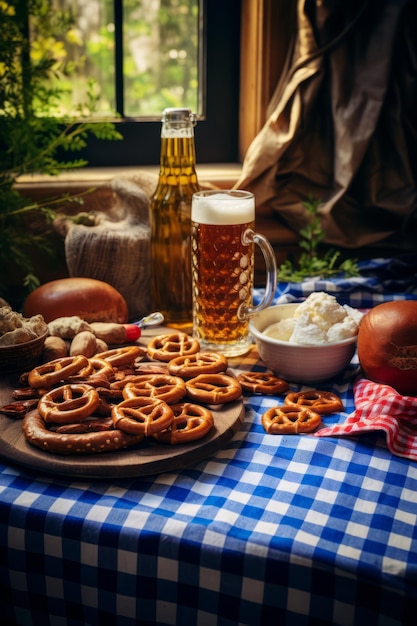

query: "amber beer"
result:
(150, 108), (199, 328)
(192, 190), (276, 357)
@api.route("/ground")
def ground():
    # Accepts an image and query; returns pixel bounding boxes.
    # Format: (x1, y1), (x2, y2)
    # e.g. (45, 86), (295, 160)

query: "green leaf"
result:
(277, 197), (361, 282)
(0, 1), (123, 294)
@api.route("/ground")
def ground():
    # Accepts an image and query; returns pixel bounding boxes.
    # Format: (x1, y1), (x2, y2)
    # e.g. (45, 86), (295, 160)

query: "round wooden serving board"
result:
(0, 374), (244, 479)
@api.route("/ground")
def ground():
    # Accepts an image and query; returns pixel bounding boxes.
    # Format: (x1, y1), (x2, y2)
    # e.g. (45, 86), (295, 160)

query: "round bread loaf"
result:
(23, 278), (129, 323)
(357, 300), (417, 396)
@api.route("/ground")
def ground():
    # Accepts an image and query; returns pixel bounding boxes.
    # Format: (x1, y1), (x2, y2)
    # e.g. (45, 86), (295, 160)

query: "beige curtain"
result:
(236, 0), (417, 251)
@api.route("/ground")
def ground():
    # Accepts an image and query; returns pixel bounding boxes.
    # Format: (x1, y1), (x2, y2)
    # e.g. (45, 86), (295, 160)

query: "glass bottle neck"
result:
(159, 119), (197, 176)
(160, 136), (196, 165)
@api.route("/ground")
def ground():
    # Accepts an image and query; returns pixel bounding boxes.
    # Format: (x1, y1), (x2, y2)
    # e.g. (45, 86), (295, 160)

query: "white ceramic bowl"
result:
(249, 304), (357, 384)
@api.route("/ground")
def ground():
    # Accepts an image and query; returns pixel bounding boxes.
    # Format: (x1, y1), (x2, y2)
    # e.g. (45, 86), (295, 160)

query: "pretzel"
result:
(111, 366), (136, 381)
(237, 372), (289, 395)
(91, 386), (126, 416)
(262, 405), (321, 434)
(112, 396), (174, 436)
(66, 358), (114, 385)
(284, 390), (343, 415)
(153, 402), (214, 445)
(0, 398), (39, 419)
(92, 397), (116, 417)
(18, 371), (30, 387)
(167, 352), (228, 378)
(12, 387), (40, 401)
(185, 374), (242, 404)
(97, 386), (125, 400)
(134, 364), (168, 376)
(23, 409), (144, 455)
(147, 332), (200, 362)
(122, 374), (186, 404)
(28, 355), (89, 389)
(38, 384), (100, 424)
(51, 416), (114, 434)
(107, 375), (146, 391)
(95, 346), (145, 367)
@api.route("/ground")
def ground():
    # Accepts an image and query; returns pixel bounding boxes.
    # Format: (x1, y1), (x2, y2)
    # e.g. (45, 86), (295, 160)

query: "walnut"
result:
(0, 305), (48, 346)
(47, 316), (94, 339)
(0, 327), (36, 347)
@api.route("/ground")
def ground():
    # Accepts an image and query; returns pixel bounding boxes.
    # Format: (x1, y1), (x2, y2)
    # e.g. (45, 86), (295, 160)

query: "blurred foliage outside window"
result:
(40, 0), (201, 118)
(0, 0), (201, 298)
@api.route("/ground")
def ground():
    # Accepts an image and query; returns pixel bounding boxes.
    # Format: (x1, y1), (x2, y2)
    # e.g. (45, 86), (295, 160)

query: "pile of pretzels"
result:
(1, 330), (345, 454)
(1, 332), (245, 456)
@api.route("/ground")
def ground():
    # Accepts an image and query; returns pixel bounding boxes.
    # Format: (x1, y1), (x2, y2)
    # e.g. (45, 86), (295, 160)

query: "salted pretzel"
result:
(261, 405), (321, 435)
(38, 383), (100, 424)
(284, 390), (343, 415)
(66, 357), (114, 382)
(147, 332), (200, 362)
(167, 352), (228, 378)
(122, 374), (186, 404)
(185, 373), (242, 404)
(153, 402), (214, 445)
(23, 409), (144, 455)
(112, 396), (174, 436)
(95, 346), (145, 367)
(28, 355), (89, 389)
(237, 371), (289, 395)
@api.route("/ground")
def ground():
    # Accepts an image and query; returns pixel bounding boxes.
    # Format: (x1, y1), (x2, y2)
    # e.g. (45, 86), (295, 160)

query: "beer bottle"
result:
(150, 108), (199, 327)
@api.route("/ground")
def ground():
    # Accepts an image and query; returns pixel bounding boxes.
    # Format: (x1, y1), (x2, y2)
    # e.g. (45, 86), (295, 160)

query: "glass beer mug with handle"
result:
(191, 190), (277, 357)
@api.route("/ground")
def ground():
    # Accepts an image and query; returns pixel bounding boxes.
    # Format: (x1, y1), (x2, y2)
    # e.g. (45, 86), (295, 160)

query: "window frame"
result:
(28, 0), (293, 171)
(238, 0), (295, 160)
(74, 0), (242, 167)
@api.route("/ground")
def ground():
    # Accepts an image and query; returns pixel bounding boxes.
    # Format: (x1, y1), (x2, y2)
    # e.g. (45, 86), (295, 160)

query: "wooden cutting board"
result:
(0, 327), (245, 479)
(0, 394), (244, 480)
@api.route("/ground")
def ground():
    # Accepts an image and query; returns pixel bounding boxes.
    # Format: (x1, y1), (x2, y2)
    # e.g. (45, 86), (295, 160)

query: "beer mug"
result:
(191, 190), (277, 357)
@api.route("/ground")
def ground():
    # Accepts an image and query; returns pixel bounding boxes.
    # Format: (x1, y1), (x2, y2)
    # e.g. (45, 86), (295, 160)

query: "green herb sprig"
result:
(277, 197), (361, 282)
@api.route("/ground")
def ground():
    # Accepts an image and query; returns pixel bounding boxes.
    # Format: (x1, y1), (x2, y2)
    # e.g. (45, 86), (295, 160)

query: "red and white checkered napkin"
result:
(315, 378), (417, 460)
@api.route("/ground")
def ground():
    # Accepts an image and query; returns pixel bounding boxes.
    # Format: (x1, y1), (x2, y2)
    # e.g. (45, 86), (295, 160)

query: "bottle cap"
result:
(162, 108), (196, 126)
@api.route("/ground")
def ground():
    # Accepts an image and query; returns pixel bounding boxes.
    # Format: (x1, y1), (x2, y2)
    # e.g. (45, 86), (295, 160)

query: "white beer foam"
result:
(192, 192), (254, 225)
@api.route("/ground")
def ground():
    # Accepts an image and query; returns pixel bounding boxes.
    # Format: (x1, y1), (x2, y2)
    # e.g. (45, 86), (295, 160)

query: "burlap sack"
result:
(54, 174), (158, 320)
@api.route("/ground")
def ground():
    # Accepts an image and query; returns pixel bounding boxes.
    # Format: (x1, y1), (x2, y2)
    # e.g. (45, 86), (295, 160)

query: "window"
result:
(45, 0), (201, 118)
(35, 0), (241, 166)
(22, 0), (290, 169)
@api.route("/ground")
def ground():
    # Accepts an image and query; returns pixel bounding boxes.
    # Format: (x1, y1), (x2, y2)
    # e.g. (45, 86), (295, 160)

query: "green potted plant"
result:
(0, 0), (122, 307)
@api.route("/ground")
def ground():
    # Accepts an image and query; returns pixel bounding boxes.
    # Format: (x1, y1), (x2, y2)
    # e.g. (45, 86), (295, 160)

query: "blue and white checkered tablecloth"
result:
(1, 257), (417, 626)
(264, 254), (417, 307)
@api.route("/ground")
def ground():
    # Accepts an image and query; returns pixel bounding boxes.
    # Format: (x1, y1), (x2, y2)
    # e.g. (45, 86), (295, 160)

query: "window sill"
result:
(16, 163), (243, 196)
(14, 162), (301, 290)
